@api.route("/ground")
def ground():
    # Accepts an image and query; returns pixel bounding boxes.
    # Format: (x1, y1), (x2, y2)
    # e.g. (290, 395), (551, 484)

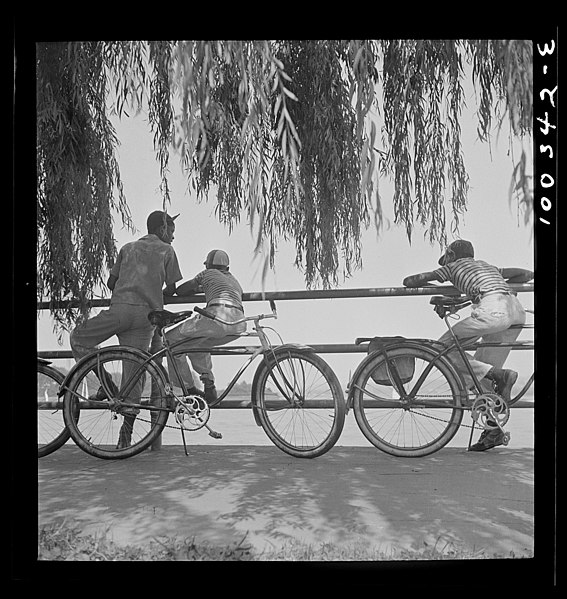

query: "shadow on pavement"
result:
(38, 445), (534, 558)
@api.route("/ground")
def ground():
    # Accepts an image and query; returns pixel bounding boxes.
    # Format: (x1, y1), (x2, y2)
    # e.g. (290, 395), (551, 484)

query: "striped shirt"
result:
(433, 258), (510, 302)
(193, 268), (244, 309)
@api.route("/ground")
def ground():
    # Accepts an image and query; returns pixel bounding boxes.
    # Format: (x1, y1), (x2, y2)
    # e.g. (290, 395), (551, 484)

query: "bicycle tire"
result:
(252, 347), (345, 458)
(38, 361), (69, 458)
(351, 344), (466, 457)
(62, 347), (170, 460)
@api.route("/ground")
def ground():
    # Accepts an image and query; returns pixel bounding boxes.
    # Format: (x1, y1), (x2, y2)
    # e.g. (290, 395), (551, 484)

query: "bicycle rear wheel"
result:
(351, 345), (465, 457)
(38, 361), (69, 458)
(252, 347), (345, 458)
(62, 347), (170, 459)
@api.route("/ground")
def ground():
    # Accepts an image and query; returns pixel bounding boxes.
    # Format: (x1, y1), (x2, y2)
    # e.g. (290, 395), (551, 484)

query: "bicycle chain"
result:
(406, 395), (477, 429)
(131, 412), (186, 431)
(407, 407), (476, 430)
(135, 399), (478, 431)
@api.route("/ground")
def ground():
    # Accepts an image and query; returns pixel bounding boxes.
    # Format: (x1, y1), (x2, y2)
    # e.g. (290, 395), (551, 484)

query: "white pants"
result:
(438, 293), (526, 391)
(165, 305), (246, 389)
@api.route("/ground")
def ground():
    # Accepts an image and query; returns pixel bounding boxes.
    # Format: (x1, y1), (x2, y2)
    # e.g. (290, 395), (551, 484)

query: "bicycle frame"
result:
(153, 308), (280, 403)
(347, 312), (534, 411)
(89, 302), (305, 411)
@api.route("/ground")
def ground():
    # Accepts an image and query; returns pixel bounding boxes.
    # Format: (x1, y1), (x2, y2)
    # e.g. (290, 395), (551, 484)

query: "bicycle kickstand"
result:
(467, 420), (477, 451)
(180, 426), (189, 457)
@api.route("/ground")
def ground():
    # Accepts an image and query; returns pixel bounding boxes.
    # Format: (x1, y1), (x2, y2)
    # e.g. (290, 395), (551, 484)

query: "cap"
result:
(438, 239), (474, 266)
(204, 249), (230, 268)
(147, 210), (179, 232)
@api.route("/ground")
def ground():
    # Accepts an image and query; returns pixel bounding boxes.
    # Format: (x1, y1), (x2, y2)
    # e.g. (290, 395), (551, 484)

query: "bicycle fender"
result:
(249, 344), (314, 426)
(262, 343), (315, 354)
(57, 345), (160, 397)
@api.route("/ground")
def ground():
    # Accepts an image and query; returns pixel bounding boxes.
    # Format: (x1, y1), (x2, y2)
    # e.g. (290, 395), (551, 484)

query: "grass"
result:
(37, 521), (533, 562)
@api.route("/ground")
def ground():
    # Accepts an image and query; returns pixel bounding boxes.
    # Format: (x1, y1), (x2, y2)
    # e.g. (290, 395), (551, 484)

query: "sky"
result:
(37, 77), (535, 389)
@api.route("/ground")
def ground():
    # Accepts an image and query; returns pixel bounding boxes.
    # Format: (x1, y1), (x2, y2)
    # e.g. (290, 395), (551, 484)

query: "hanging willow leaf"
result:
(36, 41), (135, 333)
(37, 39), (533, 333)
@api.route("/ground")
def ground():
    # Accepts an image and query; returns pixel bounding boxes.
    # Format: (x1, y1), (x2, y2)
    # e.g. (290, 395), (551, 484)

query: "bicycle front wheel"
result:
(38, 361), (69, 458)
(351, 345), (465, 457)
(62, 347), (170, 460)
(252, 348), (345, 458)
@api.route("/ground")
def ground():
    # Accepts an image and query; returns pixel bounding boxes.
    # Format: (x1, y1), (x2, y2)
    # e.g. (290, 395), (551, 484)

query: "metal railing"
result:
(38, 283), (534, 407)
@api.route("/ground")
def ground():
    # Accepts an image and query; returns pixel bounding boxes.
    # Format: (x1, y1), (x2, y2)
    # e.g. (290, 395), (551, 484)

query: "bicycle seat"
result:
(429, 295), (470, 307)
(148, 309), (193, 329)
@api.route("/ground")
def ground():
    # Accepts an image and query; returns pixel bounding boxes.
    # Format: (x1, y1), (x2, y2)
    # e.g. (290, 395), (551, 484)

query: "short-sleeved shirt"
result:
(433, 258), (510, 302)
(192, 268), (243, 308)
(110, 234), (182, 310)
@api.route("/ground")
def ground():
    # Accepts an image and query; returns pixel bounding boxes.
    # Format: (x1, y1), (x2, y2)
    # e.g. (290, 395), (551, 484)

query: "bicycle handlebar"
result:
(194, 302), (278, 326)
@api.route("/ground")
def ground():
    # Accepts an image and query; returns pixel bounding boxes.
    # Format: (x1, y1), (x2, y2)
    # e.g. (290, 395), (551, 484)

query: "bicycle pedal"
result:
(208, 430), (222, 439)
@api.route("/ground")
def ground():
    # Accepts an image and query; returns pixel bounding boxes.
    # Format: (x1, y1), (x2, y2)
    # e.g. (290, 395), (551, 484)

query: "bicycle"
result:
(346, 295), (534, 457)
(38, 358), (69, 458)
(61, 301), (346, 460)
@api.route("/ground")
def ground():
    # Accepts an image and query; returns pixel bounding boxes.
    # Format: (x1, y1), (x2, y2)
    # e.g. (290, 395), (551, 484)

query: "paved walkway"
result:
(38, 440), (534, 559)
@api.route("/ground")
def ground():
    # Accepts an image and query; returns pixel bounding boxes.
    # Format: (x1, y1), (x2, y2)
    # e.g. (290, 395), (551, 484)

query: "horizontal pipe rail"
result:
(37, 339), (534, 362)
(38, 397), (534, 410)
(38, 285), (535, 413)
(36, 283), (533, 311)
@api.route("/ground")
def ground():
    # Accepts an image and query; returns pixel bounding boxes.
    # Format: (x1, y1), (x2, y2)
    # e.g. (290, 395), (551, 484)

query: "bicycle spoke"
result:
(63, 349), (169, 459)
(255, 350), (345, 458)
(353, 346), (463, 457)
(38, 363), (69, 458)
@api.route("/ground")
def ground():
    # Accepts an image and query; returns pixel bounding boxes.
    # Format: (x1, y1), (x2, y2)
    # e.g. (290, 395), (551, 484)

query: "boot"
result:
(203, 381), (218, 405)
(88, 373), (119, 401)
(488, 368), (518, 402)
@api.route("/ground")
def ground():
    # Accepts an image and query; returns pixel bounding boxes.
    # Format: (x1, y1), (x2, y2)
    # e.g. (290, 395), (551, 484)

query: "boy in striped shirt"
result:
(403, 239), (533, 451)
(165, 249), (246, 404)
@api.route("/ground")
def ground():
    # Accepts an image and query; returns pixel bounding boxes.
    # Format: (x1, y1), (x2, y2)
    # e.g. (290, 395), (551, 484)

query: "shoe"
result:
(88, 379), (119, 401)
(186, 386), (205, 398)
(469, 429), (506, 452)
(203, 383), (218, 405)
(490, 368), (518, 402)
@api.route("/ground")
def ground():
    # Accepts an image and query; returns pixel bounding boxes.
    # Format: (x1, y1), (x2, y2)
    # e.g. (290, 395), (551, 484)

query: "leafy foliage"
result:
(37, 42), (132, 329)
(36, 40), (533, 331)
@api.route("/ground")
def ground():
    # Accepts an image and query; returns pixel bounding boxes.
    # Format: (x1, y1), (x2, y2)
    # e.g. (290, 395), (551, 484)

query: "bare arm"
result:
(403, 271), (442, 288)
(107, 274), (118, 291)
(163, 283), (177, 297)
(500, 268), (534, 284)
(174, 278), (201, 297)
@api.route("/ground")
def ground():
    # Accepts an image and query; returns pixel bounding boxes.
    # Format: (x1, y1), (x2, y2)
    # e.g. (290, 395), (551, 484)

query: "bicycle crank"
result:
(470, 393), (510, 431)
(175, 394), (222, 439)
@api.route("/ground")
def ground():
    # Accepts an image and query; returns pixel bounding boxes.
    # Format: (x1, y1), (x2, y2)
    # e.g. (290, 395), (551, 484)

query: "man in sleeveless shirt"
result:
(165, 249), (246, 405)
(403, 239), (533, 451)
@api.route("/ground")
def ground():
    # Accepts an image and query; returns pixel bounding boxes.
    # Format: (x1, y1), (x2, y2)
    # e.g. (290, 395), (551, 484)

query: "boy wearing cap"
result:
(403, 239), (533, 451)
(70, 211), (183, 447)
(165, 249), (246, 404)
